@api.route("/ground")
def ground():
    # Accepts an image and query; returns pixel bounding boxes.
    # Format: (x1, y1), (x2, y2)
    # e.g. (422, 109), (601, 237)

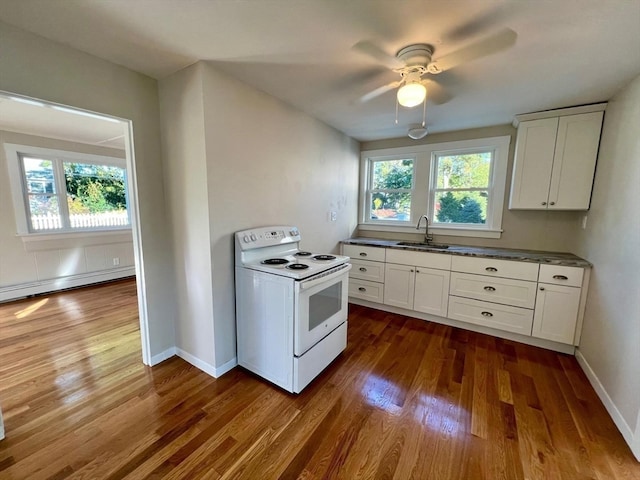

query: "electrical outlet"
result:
(330, 211), (337, 222)
(112, 257), (120, 266)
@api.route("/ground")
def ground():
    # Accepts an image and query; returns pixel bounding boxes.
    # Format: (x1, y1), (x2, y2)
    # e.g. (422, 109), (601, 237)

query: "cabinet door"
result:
(414, 268), (450, 316)
(548, 112), (603, 210)
(532, 283), (581, 344)
(509, 117), (558, 209)
(383, 263), (415, 309)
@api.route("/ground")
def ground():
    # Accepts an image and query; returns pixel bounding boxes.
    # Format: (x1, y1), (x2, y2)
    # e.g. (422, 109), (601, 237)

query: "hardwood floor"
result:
(0, 279), (638, 479)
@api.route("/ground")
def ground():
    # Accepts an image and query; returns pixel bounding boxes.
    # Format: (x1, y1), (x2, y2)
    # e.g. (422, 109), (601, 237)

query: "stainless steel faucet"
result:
(416, 215), (433, 244)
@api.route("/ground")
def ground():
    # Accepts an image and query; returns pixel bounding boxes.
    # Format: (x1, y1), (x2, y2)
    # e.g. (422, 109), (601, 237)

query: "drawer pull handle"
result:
(359, 252), (367, 257)
(481, 311), (493, 317)
(550, 201), (556, 206)
(539, 287), (545, 291)
(485, 267), (498, 272)
(541, 201), (547, 206)
(552, 275), (568, 280)
(484, 286), (496, 292)
(359, 267), (367, 272)
(358, 287), (367, 292)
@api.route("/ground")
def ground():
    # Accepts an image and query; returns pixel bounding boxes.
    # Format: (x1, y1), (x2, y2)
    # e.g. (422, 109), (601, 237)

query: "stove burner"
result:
(312, 255), (336, 261)
(262, 258), (289, 265)
(286, 263), (309, 270)
(295, 251), (312, 257)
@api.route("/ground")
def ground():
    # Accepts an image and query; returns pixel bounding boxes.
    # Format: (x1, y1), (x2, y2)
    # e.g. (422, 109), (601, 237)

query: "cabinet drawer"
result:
(348, 279), (384, 303)
(449, 272), (537, 309)
(538, 264), (584, 287)
(349, 259), (385, 282)
(448, 296), (534, 336)
(451, 256), (539, 281)
(385, 248), (451, 270)
(342, 244), (386, 262)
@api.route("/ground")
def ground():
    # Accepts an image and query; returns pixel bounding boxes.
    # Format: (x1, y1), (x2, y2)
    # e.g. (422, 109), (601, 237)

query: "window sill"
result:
(17, 229), (133, 252)
(358, 223), (503, 239)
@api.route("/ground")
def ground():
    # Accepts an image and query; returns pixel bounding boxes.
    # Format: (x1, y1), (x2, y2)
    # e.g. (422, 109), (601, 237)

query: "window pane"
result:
(372, 159), (413, 190)
(23, 157), (55, 194)
(434, 191), (487, 224)
(370, 192), (411, 221)
(28, 195), (62, 230)
(64, 162), (129, 228)
(436, 152), (491, 189)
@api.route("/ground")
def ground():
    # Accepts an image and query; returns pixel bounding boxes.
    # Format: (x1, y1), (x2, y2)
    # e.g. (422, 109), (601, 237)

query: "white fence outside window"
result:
(31, 211), (129, 231)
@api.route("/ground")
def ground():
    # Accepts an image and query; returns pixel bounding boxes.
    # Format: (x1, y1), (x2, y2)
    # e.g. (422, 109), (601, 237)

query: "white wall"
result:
(573, 74), (640, 460)
(159, 63), (217, 371)
(0, 21), (176, 358)
(0, 131), (135, 300)
(159, 61), (360, 372)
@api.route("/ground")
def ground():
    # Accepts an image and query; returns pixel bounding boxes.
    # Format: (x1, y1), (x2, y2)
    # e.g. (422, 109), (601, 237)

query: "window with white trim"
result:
(5, 144), (130, 234)
(360, 136), (510, 239)
(367, 157), (415, 222)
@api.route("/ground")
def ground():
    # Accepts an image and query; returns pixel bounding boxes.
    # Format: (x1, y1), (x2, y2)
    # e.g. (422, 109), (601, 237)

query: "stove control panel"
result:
(236, 226), (301, 250)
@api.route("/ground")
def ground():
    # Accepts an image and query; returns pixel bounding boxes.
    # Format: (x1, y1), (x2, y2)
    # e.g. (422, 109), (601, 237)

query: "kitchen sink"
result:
(396, 241), (449, 249)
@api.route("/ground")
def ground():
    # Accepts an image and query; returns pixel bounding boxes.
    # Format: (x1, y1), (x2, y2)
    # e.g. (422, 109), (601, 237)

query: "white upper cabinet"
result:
(509, 107), (604, 210)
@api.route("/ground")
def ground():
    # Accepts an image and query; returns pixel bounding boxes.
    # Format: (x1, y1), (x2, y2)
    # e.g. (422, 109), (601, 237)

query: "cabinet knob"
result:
(550, 201), (556, 206)
(541, 201), (547, 206)
(481, 311), (493, 317)
(485, 267), (498, 272)
(484, 286), (496, 292)
(359, 252), (367, 257)
(552, 275), (568, 280)
(358, 287), (366, 292)
(359, 267), (367, 272)
(410, 269), (414, 273)
(539, 287), (545, 291)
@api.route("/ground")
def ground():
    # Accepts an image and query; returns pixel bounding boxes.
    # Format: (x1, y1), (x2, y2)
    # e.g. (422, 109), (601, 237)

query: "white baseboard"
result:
(0, 267), (136, 303)
(575, 349), (640, 461)
(175, 348), (237, 379)
(214, 357), (238, 377)
(149, 347), (177, 366)
(148, 346), (237, 379)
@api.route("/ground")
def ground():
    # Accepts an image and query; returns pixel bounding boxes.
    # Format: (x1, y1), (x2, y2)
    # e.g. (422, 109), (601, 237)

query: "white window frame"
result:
(4, 143), (131, 236)
(359, 136), (510, 239)
(364, 155), (417, 225)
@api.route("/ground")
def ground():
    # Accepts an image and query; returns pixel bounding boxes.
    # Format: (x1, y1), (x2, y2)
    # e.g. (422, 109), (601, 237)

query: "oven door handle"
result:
(299, 264), (352, 290)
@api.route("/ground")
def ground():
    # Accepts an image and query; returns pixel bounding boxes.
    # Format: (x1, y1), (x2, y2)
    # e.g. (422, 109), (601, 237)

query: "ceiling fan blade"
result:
(360, 81), (402, 103)
(352, 40), (404, 70)
(429, 28), (517, 73)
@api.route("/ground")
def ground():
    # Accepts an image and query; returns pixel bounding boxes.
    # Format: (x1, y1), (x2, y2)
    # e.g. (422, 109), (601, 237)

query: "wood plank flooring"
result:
(0, 279), (638, 479)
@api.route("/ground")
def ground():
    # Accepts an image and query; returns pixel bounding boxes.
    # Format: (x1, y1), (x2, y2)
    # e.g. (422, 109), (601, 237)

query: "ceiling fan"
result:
(355, 28), (518, 107)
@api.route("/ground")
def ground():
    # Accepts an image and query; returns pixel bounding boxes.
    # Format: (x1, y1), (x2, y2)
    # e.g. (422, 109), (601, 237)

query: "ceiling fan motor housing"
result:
(396, 44), (434, 67)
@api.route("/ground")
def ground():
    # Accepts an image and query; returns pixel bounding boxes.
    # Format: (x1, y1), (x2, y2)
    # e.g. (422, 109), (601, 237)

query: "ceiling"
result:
(1, 0), (639, 142)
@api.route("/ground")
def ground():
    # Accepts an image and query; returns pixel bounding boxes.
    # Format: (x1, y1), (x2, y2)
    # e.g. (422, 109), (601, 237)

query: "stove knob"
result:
(250, 234), (257, 241)
(243, 235), (250, 243)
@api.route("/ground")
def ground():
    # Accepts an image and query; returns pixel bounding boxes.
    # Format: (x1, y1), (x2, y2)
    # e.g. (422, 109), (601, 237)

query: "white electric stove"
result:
(235, 226), (351, 393)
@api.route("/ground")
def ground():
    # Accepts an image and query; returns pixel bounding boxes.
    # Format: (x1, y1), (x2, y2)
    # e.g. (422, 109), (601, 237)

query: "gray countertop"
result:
(342, 237), (592, 268)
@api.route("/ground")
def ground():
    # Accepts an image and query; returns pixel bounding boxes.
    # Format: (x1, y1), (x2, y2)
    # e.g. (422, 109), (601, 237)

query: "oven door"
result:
(294, 264), (351, 356)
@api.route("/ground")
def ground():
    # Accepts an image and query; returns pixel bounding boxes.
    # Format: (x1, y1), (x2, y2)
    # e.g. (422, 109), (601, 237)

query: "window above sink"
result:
(359, 136), (511, 239)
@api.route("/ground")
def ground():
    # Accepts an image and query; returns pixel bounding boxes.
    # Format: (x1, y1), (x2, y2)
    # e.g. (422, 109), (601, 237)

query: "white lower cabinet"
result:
(414, 268), (450, 317)
(344, 243), (589, 350)
(349, 278), (384, 303)
(383, 263), (449, 316)
(383, 263), (415, 309)
(532, 283), (581, 344)
(448, 296), (534, 336)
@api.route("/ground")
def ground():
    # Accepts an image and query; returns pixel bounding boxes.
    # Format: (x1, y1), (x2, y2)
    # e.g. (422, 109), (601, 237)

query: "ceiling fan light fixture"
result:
(397, 82), (426, 108)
